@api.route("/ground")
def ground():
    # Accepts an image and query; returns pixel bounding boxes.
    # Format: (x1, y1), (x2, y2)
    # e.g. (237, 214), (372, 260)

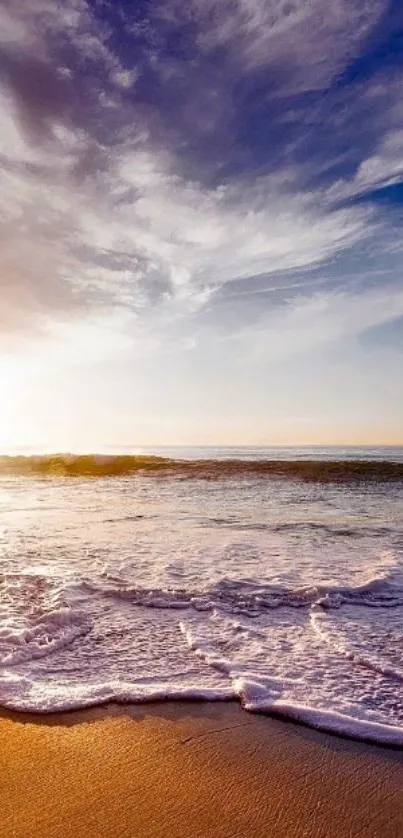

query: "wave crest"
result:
(1, 454), (403, 481)
(84, 573), (403, 616)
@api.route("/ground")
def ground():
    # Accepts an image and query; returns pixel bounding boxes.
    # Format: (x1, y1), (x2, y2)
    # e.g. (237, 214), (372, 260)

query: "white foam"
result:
(0, 677), (233, 713)
(310, 606), (403, 681)
(0, 469), (403, 746)
(179, 617), (232, 674)
(84, 571), (403, 617)
(0, 607), (93, 666)
(240, 690), (403, 746)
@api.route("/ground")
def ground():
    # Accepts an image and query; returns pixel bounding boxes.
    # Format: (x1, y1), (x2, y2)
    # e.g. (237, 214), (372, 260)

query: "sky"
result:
(0, 0), (403, 450)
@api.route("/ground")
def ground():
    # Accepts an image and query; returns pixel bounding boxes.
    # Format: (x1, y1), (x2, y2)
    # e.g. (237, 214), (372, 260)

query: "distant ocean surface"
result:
(137, 444), (403, 462)
(1, 445), (403, 745)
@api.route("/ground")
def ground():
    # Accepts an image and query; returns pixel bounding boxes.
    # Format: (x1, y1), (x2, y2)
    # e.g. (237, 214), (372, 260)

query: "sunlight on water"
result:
(0, 448), (402, 744)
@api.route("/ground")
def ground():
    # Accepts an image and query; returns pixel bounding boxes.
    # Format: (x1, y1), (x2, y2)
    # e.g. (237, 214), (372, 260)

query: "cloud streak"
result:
(0, 0), (402, 373)
(169, 0), (386, 91)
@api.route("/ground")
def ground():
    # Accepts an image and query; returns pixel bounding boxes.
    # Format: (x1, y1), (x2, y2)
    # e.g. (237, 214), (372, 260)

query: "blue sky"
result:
(0, 0), (402, 448)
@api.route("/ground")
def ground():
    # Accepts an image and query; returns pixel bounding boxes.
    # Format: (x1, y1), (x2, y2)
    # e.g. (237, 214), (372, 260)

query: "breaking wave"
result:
(1, 454), (403, 481)
(84, 572), (403, 615)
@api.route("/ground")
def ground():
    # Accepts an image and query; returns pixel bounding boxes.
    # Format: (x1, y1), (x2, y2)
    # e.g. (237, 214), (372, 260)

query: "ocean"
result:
(1, 445), (403, 745)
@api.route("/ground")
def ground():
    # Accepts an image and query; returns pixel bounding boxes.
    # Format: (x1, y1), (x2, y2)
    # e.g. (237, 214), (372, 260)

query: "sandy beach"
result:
(1, 701), (403, 837)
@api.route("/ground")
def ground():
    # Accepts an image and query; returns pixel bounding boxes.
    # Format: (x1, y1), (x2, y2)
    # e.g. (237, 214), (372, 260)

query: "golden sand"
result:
(1, 701), (403, 837)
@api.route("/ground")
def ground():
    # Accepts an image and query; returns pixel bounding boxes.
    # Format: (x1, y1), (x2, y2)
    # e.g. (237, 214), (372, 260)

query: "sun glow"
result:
(0, 358), (39, 453)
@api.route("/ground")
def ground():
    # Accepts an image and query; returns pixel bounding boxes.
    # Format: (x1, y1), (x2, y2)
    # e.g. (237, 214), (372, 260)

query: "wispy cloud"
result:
(168, 0), (386, 90)
(327, 128), (403, 204)
(0, 0), (402, 375)
(231, 284), (403, 361)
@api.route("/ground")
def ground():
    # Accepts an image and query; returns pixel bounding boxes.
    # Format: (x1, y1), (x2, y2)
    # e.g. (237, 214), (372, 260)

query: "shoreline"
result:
(2, 694), (403, 749)
(1, 701), (403, 837)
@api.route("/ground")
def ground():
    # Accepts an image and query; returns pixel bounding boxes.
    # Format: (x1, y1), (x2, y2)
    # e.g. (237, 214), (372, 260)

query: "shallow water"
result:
(0, 446), (403, 745)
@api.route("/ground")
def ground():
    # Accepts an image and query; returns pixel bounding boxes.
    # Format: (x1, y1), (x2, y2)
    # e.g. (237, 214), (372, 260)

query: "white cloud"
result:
(111, 69), (139, 90)
(98, 149), (374, 300)
(327, 129), (403, 204)
(0, 76), (379, 340)
(0, 89), (42, 164)
(167, 0), (386, 92)
(0, 0), (400, 373)
(0, 1), (90, 55)
(0, 1), (135, 93)
(353, 129), (403, 190)
(234, 285), (403, 360)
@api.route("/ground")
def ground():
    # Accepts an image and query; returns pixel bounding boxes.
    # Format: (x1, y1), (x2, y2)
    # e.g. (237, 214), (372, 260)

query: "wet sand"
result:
(1, 701), (403, 837)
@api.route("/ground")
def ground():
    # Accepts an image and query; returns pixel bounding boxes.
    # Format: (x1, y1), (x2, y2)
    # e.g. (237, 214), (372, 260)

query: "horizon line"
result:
(1, 442), (403, 456)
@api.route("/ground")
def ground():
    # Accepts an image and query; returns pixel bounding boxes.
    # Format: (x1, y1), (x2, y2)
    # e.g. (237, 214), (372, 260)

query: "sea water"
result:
(0, 446), (403, 745)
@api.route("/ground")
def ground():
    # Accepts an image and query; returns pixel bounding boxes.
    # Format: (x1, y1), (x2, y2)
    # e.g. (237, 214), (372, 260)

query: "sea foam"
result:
(0, 459), (402, 745)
